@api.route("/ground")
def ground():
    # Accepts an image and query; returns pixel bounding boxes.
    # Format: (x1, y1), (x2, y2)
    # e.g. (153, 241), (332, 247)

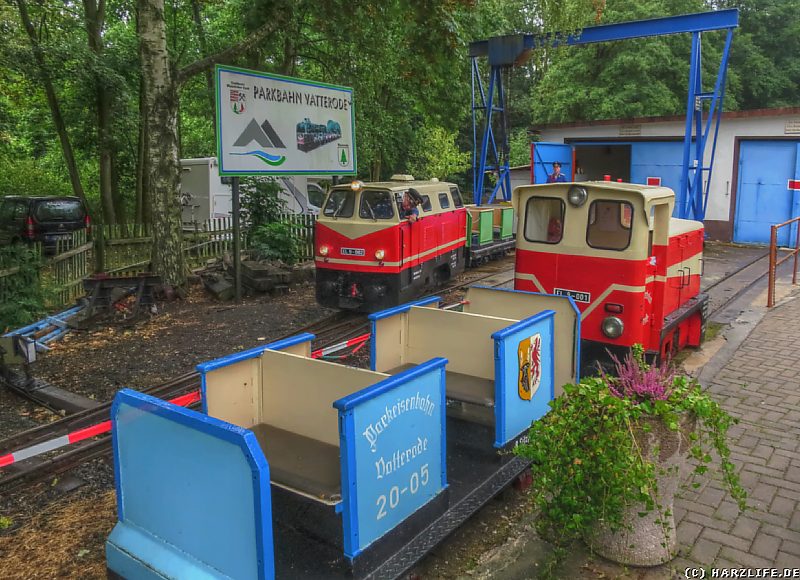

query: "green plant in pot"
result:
(515, 345), (747, 567)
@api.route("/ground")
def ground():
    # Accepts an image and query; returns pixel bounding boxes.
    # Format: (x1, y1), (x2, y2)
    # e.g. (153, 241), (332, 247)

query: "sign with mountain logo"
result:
(216, 65), (356, 175)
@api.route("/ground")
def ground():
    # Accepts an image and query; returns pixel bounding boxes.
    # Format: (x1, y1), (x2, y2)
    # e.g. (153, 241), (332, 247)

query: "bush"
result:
(240, 177), (286, 240)
(514, 345), (746, 550)
(249, 222), (301, 265)
(0, 245), (45, 331)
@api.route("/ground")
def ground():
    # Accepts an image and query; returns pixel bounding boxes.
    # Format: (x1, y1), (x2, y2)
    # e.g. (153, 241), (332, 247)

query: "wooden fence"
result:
(282, 213), (316, 261)
(42, 229), (93, 307)
(0, 230), (92, 311)
(0, 214), (317, 312)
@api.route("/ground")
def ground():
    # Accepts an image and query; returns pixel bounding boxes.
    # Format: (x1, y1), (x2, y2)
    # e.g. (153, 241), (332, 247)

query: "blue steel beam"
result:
(468, 9), (739, 60)
(470, 9), (738, 219)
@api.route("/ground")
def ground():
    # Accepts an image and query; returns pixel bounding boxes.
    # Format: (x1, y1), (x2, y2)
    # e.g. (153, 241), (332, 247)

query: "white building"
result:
(179, 158), (326, 226)
(528, 107), (800, 244)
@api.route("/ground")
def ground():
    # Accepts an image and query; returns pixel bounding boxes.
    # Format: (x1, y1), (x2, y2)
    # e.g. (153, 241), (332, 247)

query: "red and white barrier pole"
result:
(0, 390), (201, 469)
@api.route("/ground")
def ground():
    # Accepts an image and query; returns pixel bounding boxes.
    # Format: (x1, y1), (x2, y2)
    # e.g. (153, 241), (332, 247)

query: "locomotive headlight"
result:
(567, 185), (588, 207)
(375, 249), (385, 260)
(601, 316), (624, 339)
(350, 180), (364, 191)
(319, 245), (330, 256)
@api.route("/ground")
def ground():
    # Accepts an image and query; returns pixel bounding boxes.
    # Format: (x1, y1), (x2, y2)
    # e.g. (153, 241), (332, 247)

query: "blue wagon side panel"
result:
(492, 310), (555, 447)
(334, 358), (448, 559)
(107, 389), (274, 579)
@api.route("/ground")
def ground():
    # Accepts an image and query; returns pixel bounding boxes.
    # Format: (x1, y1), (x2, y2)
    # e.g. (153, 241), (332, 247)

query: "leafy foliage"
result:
(0, 245), (45, 331)
(407, 124), (471, 181)
(0, 0), (795, 240)
(514, 345), (747, 550)
(239, 177), (287, 237)
(249, 221), (301, 265)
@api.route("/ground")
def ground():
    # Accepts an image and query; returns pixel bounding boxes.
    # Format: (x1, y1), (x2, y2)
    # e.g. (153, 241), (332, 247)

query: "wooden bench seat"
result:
(249, 423), (341, 504)
(386, 363), (494, 407)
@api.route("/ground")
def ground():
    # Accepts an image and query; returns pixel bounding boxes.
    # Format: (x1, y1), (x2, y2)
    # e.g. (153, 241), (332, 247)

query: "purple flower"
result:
(602, 348), (675, 402)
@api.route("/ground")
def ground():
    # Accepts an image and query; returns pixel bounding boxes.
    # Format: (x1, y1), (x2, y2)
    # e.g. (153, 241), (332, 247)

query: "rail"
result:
(767, 216), (800, 307)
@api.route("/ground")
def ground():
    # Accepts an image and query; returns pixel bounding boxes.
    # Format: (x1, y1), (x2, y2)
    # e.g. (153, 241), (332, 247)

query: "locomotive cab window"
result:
(587, 200), (633, 251)
(449, 186), (464, 208)
(359, 190), (394, 219)
(323, 190), (355, 218)
(438, 192), (451, 209)
(524, 197), (565, 244)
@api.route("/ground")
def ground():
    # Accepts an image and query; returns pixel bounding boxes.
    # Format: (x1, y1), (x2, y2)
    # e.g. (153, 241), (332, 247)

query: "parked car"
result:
(0, 196), (90, 253)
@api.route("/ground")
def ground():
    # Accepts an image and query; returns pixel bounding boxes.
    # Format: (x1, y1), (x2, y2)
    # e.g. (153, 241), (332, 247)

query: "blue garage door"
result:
(630, 141), (687, 217)
(734, 141), (800, 246)
(531, 143), (573, 184)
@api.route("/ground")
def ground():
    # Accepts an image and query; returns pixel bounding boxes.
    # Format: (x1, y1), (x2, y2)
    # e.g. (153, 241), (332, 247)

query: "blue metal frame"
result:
(472, 61), (512, 204)
(470, 9), (739, 219)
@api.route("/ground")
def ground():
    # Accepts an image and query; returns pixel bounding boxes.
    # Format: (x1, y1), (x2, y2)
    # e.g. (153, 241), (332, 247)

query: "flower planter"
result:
(586, 414), (695, 566)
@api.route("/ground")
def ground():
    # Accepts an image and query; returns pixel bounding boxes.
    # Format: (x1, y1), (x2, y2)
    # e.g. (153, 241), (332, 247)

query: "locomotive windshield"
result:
(524, 197), (565, 244)
(323, 189), (355, 218)
(359, 190), (394, 219)
(587, 200), (633, 251)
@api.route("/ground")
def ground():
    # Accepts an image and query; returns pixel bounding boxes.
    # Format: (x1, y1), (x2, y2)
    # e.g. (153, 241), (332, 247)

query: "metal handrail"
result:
(767, 216), (800, 307)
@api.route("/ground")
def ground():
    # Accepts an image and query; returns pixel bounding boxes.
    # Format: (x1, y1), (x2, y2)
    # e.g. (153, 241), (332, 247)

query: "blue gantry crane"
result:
(470, 9), (738, 222)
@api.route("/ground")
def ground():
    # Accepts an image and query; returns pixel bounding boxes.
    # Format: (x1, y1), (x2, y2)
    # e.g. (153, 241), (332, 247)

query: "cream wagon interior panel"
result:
(205, 359), (260, 429)
(404, 306), (516, 380)
(259, 349), (389, 447)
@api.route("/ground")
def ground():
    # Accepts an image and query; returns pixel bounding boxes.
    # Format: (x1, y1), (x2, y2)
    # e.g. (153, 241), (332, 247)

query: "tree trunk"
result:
(111, 150), (128, 235)
(135, 2), (284, 290)
(138, 0), (185, 289)
(190, 0), (215, 135)
(84, 0), (117, 225)
(16, 0), (88, 208)
(135, 75), (149, 224)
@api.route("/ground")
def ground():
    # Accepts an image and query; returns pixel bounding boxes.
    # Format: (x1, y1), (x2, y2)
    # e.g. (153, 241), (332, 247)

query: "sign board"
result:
(619, 124), (642, 136)
(647, 176), (662, 186)
(785, 120), (800, 135)
(336, 362), (446, 558)
(789, 179), (800, 191)
(215, 65), (356, 176)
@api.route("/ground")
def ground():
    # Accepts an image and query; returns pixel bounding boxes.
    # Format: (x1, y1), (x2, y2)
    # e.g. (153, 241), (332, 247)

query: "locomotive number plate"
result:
(553, 288), (591, 303)
(341, 247), (366, 256)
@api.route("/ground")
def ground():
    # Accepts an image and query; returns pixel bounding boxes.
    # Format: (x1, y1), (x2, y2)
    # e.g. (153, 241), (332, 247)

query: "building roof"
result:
(534, 106), (800, 131)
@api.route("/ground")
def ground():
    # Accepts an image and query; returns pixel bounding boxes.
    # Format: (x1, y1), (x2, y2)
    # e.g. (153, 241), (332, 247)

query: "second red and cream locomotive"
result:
(512, 181), (706, 368)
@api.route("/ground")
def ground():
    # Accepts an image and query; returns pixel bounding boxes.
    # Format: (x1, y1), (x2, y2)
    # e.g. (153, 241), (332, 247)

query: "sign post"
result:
(232, 177), (242, 300)
(214, 65), (356, 299)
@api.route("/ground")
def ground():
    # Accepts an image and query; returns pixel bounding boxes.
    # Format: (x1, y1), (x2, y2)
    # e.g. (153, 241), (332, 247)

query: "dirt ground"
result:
(0, 280), (336, 577)
(0, 280), (332, 439)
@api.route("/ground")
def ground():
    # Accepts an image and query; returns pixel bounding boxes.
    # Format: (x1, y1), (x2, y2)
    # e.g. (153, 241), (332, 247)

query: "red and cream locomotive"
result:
(314, 177), (469, 311)
(512, 181), (706, 369)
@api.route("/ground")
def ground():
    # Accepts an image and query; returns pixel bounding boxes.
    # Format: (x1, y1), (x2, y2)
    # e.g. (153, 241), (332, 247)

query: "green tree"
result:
(529, 0), (738, 124)
(408, 125), (471, 181)
(720, 0), (800, 110)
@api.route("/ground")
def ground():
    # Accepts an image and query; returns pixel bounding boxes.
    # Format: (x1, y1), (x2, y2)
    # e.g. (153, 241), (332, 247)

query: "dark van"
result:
(0, 196), (90, 253)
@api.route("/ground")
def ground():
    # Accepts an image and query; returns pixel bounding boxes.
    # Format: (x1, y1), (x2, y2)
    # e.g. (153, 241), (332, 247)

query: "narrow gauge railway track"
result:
(2, 247), (779, 495)
(702, 250), (772, 320)
(0, 258), (518, 494)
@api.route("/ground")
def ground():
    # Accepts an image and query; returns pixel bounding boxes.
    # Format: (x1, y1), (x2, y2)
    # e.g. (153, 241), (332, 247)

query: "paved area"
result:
(467, 283), (800, 578)
(672, 290), (800, 570)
